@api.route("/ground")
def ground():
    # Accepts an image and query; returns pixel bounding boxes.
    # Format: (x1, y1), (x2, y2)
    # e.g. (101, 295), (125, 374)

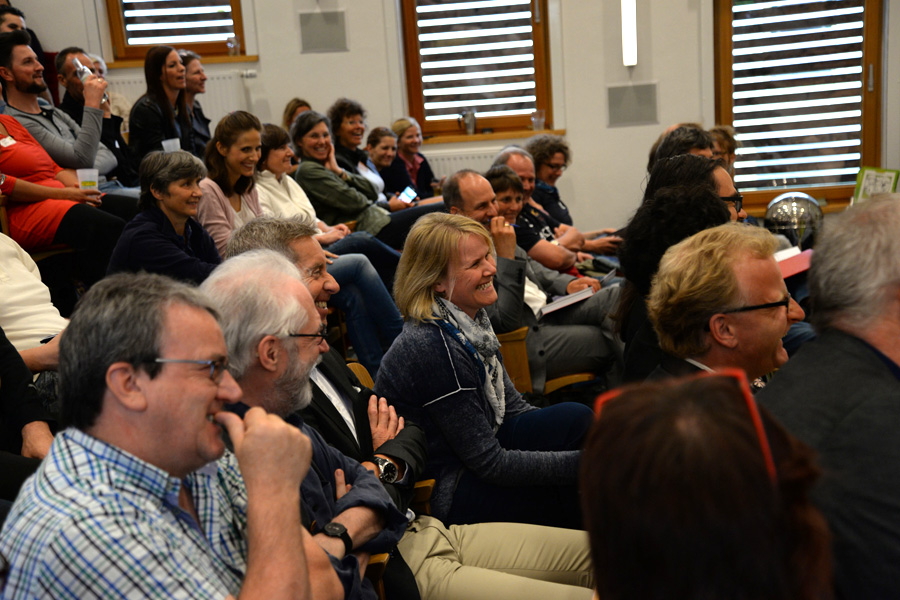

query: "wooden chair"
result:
(496, 327), (595, 394)
(347, 361), (375, 388)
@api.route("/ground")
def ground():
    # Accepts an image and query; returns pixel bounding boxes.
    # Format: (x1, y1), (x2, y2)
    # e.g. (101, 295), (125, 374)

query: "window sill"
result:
(107, 54), (259, 70)
(423, 128), (566, 145)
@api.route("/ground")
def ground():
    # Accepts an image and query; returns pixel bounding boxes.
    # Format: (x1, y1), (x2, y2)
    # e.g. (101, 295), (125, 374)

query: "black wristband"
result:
(323, 521), (353, 555)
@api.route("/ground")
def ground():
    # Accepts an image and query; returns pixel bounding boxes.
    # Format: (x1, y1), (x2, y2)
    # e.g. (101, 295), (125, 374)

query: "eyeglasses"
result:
(722, 293), (791, 314)
(287, 322), (328, 344)
(720, 193), (743, 214)
(546, 163), (566, 172)
(154, 357), (229, 383)
(593, 368), (777, 484)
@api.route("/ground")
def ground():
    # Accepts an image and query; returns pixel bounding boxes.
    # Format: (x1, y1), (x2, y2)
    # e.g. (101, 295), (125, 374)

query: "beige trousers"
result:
(397, 515), (594, 600)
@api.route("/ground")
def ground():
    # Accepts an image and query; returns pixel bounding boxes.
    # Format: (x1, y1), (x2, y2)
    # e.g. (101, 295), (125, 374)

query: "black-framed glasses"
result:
(154, 357), (229, 383)
(722, 293), (791, 314)
(720, 193), (743, 213)
(287, 323), (328, 344)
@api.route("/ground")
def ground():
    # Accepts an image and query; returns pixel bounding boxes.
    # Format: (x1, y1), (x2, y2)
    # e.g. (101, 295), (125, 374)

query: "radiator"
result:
(104, 71), (248, 130)
(425, 147), (503, 179)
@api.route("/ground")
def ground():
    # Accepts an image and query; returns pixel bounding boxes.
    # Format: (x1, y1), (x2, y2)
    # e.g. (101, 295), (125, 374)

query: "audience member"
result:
(365, 127), (400, 191)
(0, 6), (49, 105)
(0, 272), (316, 599)
(647, 223), (804, 381)
(582, 372), (831, 600)
(201, 251), (407, 600)
(460, 167), (621, 392)
(493, 147), (612, 271)
(177, 50), (211, 158)
(227, 216), (402, 377)
(197, 110), (262, 256)
(108, 150), (220, 283)
(524, 134), (573, 224)
(128, 45), (192, 160)
(524, 134), (623, 254)
(379, 116), (439, 199)
(0, 107), (131, 287)
(283, 97), (311, 132)
(54, 46), (138, 190)
(758, 196), (900, 599)
(291, 110), (439, 249)
(1, 34), (140, 198)
(0, 233), (67, 370)
(376, 213), (593, 529)
(255, 123), (399, 289)
(86, 52), (132, 132)
(328, 98), (390, 203)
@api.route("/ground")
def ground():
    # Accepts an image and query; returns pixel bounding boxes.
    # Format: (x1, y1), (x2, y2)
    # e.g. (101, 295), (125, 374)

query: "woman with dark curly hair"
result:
(582, 371), (832, 600)
(524, 133), (574, 225)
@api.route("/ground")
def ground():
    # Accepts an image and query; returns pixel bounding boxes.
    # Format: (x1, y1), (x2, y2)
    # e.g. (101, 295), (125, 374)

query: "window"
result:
(105, 0), (246, 61)
(401, 0), (551, 137)
(714, 0), (882, 211)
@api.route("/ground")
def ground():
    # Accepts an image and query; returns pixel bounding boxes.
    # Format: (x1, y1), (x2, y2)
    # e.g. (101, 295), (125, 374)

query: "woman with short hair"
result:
(108, 150), (220, 284)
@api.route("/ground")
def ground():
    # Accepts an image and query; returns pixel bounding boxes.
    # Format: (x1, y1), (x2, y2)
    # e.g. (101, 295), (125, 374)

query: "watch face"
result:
(376, 458), (398, 483)
(324, 522), (347, 536)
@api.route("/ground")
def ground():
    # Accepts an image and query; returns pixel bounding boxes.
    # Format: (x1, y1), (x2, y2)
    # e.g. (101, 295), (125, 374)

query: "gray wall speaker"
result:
(607, 83), (658, 127)
(299, 11), (348, 53)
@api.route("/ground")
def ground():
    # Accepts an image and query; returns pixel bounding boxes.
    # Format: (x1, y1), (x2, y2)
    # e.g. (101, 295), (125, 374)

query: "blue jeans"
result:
(326, 231), (400, 292)
(328, 253), (403, 377)
(445, 402), (593, 529)
(99, 179), (141, 200)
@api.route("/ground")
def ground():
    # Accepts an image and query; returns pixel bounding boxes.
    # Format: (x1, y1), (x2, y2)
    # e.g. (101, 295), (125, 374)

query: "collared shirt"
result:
(399, 151), (424, 185)
(0, 428), (247, 599)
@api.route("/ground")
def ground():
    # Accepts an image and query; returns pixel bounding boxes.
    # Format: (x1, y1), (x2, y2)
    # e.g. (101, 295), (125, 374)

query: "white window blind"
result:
(729, 0), (865, 191)
(413, 0), (539, 122)
(120, 0), (236, 46)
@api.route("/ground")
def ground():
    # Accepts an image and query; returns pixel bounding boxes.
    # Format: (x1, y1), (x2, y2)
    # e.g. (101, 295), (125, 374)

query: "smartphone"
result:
(399, 186), (417, 204)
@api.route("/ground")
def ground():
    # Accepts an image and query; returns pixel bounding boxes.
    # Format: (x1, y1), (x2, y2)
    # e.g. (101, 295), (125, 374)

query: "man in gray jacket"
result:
(445, 169), (622, 393)
(0, 31), (139, 198)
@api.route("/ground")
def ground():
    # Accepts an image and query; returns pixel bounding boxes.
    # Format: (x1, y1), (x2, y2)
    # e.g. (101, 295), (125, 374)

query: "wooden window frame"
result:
(713, 0), (883, 216)
(104, 0), (246, 61)
(400, 0), (553, 139)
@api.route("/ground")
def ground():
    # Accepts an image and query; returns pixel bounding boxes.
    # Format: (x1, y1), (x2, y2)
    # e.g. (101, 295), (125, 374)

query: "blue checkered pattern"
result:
(0, 428), (248, 599)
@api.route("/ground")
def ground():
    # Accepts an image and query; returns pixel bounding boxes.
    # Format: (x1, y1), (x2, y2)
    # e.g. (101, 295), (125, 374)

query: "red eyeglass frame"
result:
(593, 368), (777, 485)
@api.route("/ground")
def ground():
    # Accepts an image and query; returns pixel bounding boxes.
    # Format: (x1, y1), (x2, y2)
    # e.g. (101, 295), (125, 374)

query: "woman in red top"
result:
(0, 114), (132, 286)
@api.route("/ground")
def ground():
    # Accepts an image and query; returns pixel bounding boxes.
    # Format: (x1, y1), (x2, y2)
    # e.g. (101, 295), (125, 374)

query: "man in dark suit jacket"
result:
(301, 346), (427, 514)
(758, 197), (900, 600)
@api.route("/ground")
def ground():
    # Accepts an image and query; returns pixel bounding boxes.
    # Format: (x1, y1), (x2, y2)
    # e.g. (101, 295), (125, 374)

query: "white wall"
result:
(28, 0), (900, 230)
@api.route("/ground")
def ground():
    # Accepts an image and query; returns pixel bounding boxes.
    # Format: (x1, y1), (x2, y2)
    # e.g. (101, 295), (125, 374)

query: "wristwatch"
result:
(322, 521), (353, 555)
(373, 456), (399, 484)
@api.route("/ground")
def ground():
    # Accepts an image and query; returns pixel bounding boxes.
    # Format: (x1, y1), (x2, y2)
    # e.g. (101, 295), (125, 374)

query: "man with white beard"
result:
(200, 250), (407, 600)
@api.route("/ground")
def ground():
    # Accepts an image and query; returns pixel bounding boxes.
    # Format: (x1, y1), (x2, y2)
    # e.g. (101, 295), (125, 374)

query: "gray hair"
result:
(225, 215), (318, 261)
(59, 273), (217, 430)
(491, 145), (534, 169)
(810, 195), (900, 332)
(138, 150), (207, 211)
(200, 250), (309, 380)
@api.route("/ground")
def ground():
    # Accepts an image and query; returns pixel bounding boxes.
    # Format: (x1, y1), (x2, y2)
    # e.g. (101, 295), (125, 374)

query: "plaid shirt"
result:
(0, 428), (248, 599)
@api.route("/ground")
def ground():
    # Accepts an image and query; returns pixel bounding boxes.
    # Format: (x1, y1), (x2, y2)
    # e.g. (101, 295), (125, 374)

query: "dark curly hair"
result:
(524, 134), (570, 171)
(327, 97), (366, 149)
(648, 124), (713, 172)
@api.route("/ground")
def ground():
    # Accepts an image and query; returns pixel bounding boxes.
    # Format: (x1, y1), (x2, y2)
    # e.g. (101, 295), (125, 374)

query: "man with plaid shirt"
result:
(0, 273), (319, 599)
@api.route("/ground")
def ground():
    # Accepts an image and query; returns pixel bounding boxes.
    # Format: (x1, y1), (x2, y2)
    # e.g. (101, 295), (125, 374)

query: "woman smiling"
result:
(128, 45), (192, 161)
(108, 151), (220, 284)
(197, 111), (263, 256)
(291, 111), (440, 249)
(375, 213), (593, 529)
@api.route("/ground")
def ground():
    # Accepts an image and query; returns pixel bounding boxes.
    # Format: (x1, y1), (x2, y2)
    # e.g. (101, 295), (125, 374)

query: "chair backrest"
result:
(347, 361), (375, 389)
(495, 326), (534, 393)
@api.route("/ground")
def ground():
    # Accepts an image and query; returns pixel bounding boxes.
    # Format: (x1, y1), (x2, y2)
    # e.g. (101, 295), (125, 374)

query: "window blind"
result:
(120, 0), (236, 46)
